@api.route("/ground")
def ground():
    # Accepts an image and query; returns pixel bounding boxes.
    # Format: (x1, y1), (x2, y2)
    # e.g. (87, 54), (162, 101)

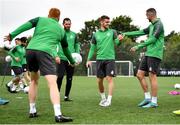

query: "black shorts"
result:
(96, 60), (116, 78)
(22, 64), (27, 72)
(26, 50), (56, 76)
(11, 66), (23, 76)
(138, 56), (161, 74)
(56, 60), (74, 77)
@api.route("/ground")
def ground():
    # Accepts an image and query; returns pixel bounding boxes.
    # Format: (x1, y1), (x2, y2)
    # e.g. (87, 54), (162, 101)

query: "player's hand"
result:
(130, 47), (137, 53)
(4, 34), (11, 42)
(86, 61), (92, 68)
(15, 57), (20, 62)
(75, 62), (80, 66)
(118, 34), (124, 41)
(69, 62), (79, 67)
(55, 57), (61, 64)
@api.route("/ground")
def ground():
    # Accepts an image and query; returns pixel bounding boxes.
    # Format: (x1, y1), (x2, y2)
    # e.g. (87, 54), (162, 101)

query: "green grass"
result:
(0, 76), (180, 124)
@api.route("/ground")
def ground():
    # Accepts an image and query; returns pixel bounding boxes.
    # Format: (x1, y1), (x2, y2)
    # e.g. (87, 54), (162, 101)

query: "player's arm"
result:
(123, 26), (149, 37)
(52, 45), (61, 64)
(113, 30), (122, 46)
(8, 46), (19, 61)
(60, 34), (75, 64)
(52, 45), (58, 58)
(133, 22), (163, 50)
(87, 35), (96, 61)
(5, 17), (40, 41)
(74, 34), (80, 53)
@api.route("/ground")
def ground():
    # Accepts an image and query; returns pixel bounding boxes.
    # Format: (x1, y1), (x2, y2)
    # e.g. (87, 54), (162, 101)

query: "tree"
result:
(162, 32), (180, 69)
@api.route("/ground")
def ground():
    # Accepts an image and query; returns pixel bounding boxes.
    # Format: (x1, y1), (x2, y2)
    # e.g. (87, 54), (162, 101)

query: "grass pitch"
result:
(0, 76), (180, 124)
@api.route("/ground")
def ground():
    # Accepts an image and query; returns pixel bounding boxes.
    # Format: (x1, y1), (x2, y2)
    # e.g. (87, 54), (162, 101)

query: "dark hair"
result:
(99, 15), (110, 22)
(146, 8), (156, 15)
(20, 37), (27, 43)
(63, 18), (71, 24)
(15, 38), (20, 41)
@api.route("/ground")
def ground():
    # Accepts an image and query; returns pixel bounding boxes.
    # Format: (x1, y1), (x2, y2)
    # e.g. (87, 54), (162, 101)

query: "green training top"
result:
(9, 17), (75, 64)
(21, 47), (27, 65)
(8, 45), (25, 67)
(57, 30), (80, 61)
(87, 28), (121, 60)
(123, 18), (164, 60)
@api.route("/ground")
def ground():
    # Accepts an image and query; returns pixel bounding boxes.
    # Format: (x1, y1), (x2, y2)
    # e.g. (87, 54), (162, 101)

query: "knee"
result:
(97, 78), (103, 84)
(136, 72), (144, 80)
(31, 76), (39, 84)
(106, 77), (113, 83)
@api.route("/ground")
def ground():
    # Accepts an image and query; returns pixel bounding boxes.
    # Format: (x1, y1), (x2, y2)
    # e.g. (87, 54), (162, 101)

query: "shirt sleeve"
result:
(113, 30), (121, 46)
(87, 34), (97, 61)
(10, 17), (40, 40)
(153, 21), (164, 39)
(123, 30), (146, 37)
(8, 46), (17, 60)
(60, 34), (75, 64)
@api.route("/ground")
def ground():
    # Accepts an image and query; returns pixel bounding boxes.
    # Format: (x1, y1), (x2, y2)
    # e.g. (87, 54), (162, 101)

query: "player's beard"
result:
(104, 25), (109, 29)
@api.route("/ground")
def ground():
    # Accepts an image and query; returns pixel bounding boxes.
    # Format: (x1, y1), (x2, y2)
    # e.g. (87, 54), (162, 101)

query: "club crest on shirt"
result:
(106, 32), (111, 37)
(70, 35), (74, 39)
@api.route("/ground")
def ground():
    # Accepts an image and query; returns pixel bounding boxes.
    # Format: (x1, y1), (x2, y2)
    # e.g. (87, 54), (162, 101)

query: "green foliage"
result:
(110, 15), (139, 33)
(162, 32), (180, 69)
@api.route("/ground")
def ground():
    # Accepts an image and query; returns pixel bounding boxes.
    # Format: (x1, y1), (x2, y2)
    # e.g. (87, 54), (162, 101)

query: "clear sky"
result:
(1, 0), (180, 44)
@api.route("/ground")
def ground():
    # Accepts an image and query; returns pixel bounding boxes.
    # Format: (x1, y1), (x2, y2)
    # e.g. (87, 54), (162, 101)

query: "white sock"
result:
(100, 92), (106, 100)
(144, 92), (151, 99)
(29, 103), (36, 113)
(53, 104), (62, 116)
(107, 95), (112, 103)
(7, 81), (13, 86)
(151, 96), (157, 104)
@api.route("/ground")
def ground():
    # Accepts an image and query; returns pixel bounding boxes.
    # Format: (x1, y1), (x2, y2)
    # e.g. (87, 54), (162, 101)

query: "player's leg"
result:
(38, 51), (72, 122)
(26, 50), (39, 118)
(23, 64), (31, 85)
(142, 57), (161, 108)
(28, 71), (39, 117)
(7, 67), (23, 93)
(96, 60), (106, 106)
(18, 71), (28, 91)
(56, 61), (65, 92)
(104, 60), (115, 107)
(64, 62), (74, 101)
(97, 77), (106, 106)
(105, 76), (113, 106)
(6, 68), (14, 88)
(45, 74), (60, 104)
(136, 56), (151, 107)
